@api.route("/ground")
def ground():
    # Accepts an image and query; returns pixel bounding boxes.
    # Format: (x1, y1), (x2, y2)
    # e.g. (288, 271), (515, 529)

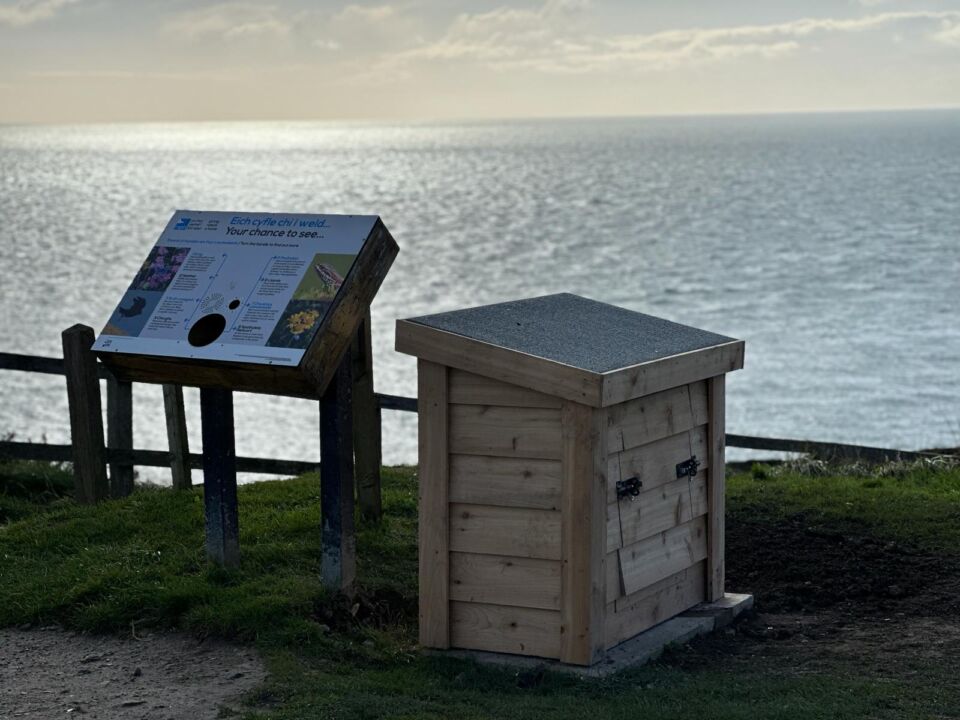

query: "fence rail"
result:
(1, 351), (104, 378)
(724, 434), (942, 464)
(0, 351), (952, 475)
(0, 439), (319, 476)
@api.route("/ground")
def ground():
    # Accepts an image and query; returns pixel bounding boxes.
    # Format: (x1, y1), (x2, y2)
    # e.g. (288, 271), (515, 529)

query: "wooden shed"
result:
(396, 293), (744, 666)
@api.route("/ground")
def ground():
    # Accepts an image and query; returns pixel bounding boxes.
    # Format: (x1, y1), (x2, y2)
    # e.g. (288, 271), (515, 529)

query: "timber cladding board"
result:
(611, 515), (708, 598)
(606, 381), (708, 454)
(448, 404), (562, 460)
(600, 340), (744, 407)
(604, 562), (707, 649)
(449, 552), (561, 610)
(449, 503), (562, 560)
(606, 502), (621, 553)
(450, 601), (561, 659)
(707, 374), (726, 601)
(607, 471), (708, 551)
(449, 454), (562, 510)
(559, 401), (607, 665)
(417, 360), (450, 648)
(448, 369), (561, 408)
(607, 425), (709, 504)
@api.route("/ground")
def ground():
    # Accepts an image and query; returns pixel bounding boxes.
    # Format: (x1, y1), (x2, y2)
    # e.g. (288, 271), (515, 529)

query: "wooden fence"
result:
(0, 350), (948, 484)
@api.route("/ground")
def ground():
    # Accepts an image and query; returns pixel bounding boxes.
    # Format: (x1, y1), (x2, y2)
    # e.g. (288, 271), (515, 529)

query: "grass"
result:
(1, 458), (959, 719)
(729, 459), (960, 554)
(0, 459), (74, 524)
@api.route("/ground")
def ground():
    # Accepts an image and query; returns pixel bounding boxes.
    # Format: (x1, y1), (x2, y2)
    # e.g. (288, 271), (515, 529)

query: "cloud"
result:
(28, 69), (187, 80)
(330, 4), (397, 24)
(0, 0), (78, 27)
(932, 19), (960, 45)
(306, 3), (426, 71)
(163, 2), (291, 40)
(403, 0), (588, 63)
(397, 4), (960, 74)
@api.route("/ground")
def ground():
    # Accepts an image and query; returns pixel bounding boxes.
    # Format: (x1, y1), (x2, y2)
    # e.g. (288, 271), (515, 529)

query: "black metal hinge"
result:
(676, 455), (700, 479)
(616, 476), (642, 500)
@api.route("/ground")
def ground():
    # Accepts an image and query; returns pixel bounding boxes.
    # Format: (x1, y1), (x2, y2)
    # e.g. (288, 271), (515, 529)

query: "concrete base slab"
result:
(430, 593), (753, 679)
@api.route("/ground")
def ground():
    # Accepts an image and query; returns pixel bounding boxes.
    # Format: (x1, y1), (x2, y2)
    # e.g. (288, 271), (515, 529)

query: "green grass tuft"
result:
(728, 459), (960, 554)
(0, 460), (73, 524)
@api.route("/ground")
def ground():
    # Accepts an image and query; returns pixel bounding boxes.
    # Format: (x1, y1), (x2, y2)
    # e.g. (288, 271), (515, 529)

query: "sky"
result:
(1, 0), (959, 123)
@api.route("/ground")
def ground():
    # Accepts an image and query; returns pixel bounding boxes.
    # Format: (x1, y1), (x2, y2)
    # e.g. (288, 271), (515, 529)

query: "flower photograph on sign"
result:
(266, 299), (330, 349)
(131, 245), (190, 292)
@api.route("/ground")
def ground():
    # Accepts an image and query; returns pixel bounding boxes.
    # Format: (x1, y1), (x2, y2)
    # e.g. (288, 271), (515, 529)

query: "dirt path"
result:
(0, 627), (266, 719)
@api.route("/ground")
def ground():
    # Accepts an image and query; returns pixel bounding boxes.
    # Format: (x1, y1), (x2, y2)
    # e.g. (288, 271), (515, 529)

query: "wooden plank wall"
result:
(603, 381), (712, 648)
(446, 369), (564, 659)
(430, 370), (719, 657)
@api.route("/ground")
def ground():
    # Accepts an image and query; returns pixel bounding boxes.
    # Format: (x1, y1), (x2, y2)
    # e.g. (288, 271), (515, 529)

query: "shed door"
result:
(605, 381), (711, 600)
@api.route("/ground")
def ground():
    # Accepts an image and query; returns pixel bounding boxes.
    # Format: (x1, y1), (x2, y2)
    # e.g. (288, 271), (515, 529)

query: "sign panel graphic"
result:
(94, 210), (376, 365)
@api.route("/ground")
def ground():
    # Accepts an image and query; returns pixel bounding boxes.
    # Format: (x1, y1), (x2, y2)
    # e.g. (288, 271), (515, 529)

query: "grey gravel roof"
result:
(406, 293), (737, 374)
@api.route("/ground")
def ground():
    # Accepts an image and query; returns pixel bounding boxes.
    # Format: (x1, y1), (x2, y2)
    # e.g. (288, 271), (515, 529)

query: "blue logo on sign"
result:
(174, 217), (191, 230)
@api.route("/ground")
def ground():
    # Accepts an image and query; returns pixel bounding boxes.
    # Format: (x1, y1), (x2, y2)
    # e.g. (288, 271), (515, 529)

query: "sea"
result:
(1, 110), (958, 483)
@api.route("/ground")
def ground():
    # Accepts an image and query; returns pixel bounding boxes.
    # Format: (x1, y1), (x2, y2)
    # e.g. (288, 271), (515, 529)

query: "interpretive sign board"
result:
(94, 210), (375, 366)
(83, 208), (397, 585)
(95, 209), (398, 398)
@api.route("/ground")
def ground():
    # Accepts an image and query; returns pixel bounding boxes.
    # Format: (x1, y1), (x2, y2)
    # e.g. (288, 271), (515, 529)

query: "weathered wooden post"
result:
(321, 350), (356, 590)
(106, 375), (135, 497)
(62, 324), (109, 504)
(200, 387), (239, 568)
(163, 384), (192, 489)
(352, 311), (382, 521)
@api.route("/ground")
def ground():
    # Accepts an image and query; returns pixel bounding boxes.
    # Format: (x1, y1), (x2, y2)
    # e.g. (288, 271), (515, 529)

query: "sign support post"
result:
(163, 384), (192, 489)
(320, 349), (356, 590)
(200, 387), (240, 569)
(106, 375), (135, 497)
(352, 311), (382, 521)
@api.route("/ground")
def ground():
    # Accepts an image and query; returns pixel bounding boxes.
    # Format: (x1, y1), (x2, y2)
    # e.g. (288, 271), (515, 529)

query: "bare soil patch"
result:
(668, 510), (960, 680)
(727, 509), (960, 617)
(0, 627), (265, 719)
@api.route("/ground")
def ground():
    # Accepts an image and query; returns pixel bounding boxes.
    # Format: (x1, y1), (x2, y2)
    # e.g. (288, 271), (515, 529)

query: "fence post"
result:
(321, 349), (356, 591)
(352, 311), (382, 521)
(61, 324), (108, 504)
(200, 387), (239, 568)
(106, 375), (134, 497)
(163, 384), (192, 489)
